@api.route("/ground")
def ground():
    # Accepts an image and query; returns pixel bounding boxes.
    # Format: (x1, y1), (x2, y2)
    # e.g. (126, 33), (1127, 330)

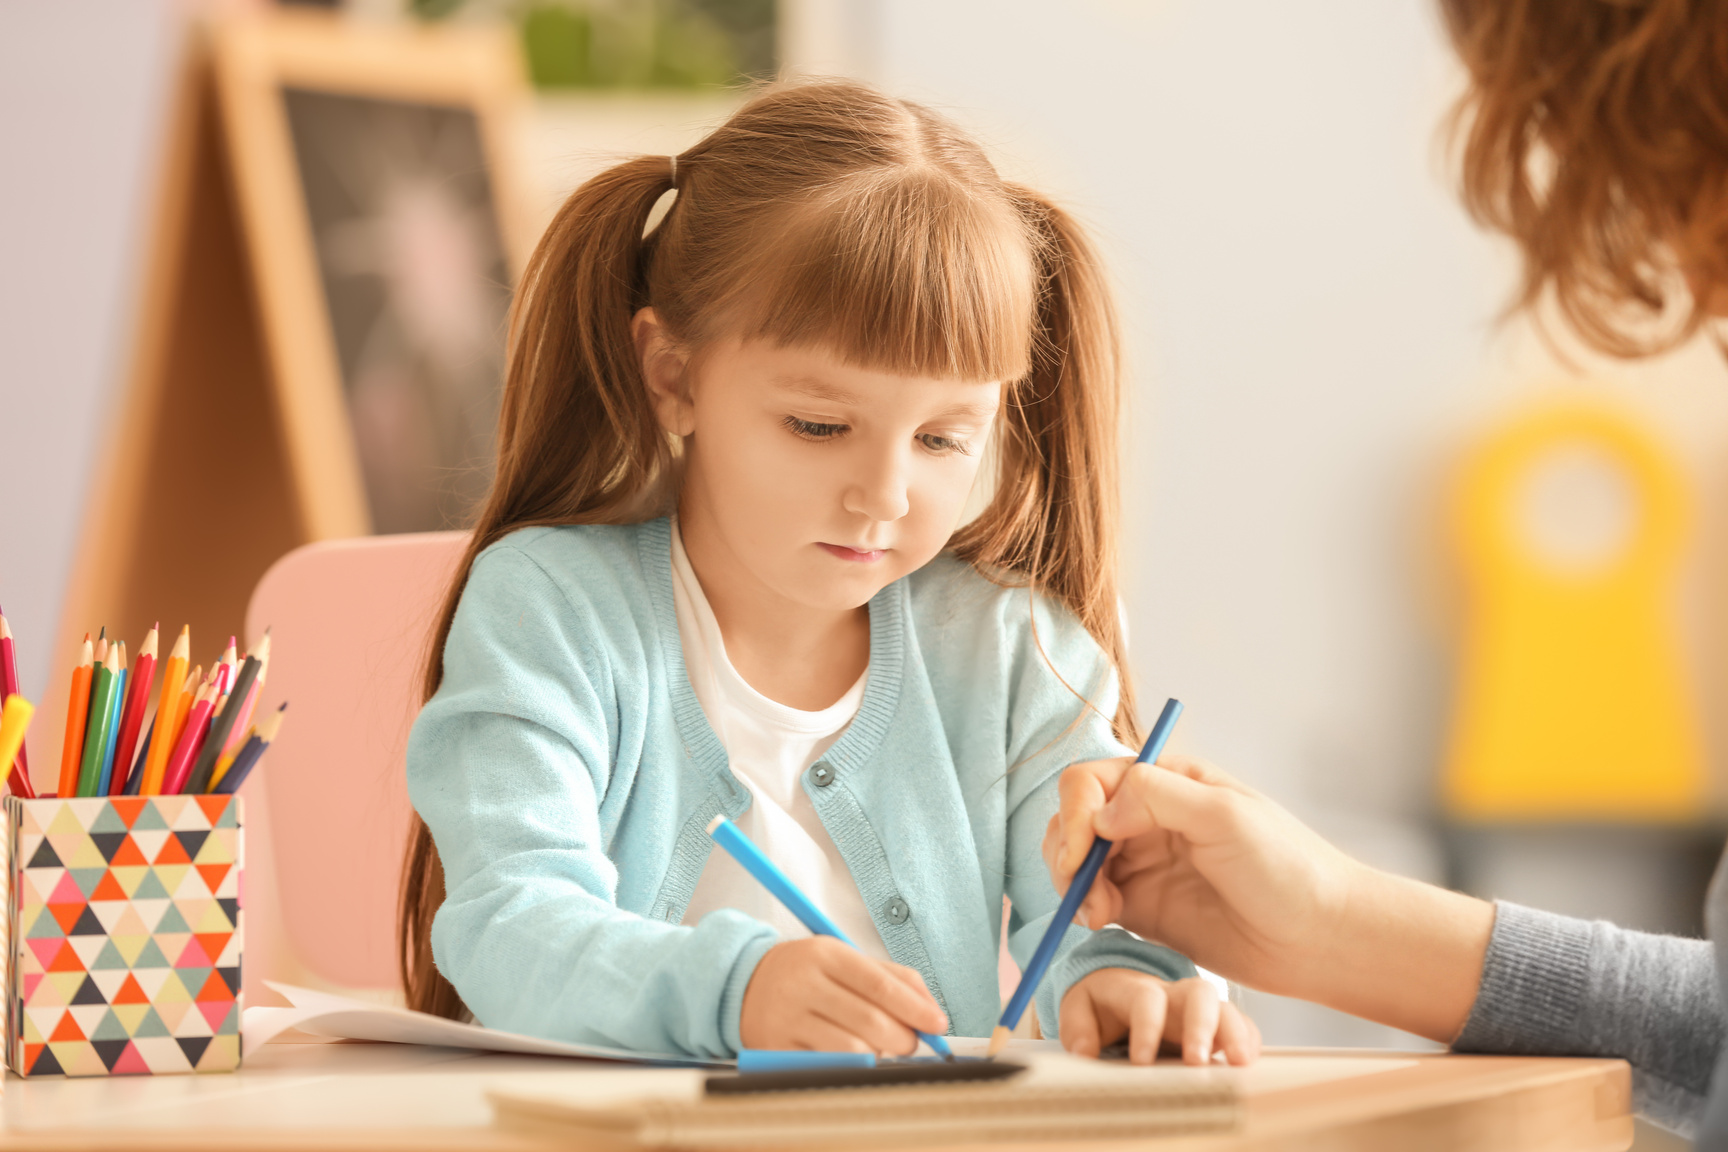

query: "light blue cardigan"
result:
(406, 518), (1194, 1058)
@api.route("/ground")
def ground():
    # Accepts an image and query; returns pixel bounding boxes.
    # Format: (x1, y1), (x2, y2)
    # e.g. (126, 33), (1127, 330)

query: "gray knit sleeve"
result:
(1452, 901), (1723, 1136)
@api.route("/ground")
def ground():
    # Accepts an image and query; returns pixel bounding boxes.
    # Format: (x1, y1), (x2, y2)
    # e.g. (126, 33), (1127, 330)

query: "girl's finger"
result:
(813, 992), (920, 1056)
(824, 951), (947, 1034)
(1058, 986), (1104, 1059)
(1214, 1001), (1261, 1066)
(1178, 978), (1222, 1065)
(798, 1012), (884, 1055)
(1127, 979), (1168, 1066)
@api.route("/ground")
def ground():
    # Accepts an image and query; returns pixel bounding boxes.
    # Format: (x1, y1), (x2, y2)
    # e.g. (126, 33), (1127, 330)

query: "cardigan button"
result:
(809, 762), (835, 788)
(884, 896), (910, 925)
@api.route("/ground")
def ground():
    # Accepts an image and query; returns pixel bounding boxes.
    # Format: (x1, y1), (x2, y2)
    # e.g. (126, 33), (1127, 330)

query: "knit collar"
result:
(636, 516), (906, 804)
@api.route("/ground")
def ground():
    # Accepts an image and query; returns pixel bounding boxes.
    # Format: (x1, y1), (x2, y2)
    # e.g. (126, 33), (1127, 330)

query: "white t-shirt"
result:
(672, 526), (890, 961)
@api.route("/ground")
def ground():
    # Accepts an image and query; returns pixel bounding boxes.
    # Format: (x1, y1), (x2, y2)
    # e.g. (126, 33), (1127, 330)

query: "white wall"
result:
(0, 0), (179, 700)
(872, 0), (1728, 1046)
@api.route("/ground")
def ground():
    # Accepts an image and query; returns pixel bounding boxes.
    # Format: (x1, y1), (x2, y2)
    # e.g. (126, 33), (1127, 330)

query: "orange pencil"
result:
(147, 663), (201, 795)
(57, 634), (94, 797)
(140, 627), (189, 794)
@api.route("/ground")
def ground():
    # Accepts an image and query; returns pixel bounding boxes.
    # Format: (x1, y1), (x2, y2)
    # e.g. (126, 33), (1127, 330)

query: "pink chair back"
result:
(240, 532), (465, 1004)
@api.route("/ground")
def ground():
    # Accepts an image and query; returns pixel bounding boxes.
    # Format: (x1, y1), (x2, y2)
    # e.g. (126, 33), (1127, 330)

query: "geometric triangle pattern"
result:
(5, 795), (242, 1077)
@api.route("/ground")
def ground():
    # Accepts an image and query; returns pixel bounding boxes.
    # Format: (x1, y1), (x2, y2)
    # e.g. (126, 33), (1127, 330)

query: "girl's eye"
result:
(784, 416), (848, 440)
(919, 433), (972, 456)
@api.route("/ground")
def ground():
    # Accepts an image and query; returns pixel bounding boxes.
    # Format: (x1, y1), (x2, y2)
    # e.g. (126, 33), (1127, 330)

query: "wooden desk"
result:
(0, 1041), (1631, 1151)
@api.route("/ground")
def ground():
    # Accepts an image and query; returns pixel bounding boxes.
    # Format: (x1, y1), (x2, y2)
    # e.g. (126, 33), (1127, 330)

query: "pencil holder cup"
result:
(2, 794), (242, 1077)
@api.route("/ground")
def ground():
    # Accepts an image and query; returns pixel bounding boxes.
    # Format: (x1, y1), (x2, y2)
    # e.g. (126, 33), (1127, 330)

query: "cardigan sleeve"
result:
(1453, 901), (1723, 1135)
(406, 544), (776, 1059)
(995, 591), (1197, 1034)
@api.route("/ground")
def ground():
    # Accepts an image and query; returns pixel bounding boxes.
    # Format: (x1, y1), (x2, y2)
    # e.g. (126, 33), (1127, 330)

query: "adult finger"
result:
(1214, 1002), (1261, 1066)
(1178, 978), (1222, 1065)
(1127, 979), (1168, 1066)
(1095, 760), (1238, 844)
(1058, 986), (1104, 1059)
(1056, 763), (1123, 880)
(824, 951), (947, 1034)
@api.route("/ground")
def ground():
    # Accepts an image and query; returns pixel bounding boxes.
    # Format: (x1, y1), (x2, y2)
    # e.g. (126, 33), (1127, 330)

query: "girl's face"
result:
(637, 313), (1002, 615)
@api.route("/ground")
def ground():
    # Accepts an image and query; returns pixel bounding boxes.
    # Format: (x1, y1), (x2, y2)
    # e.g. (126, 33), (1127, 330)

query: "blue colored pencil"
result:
(706, 815), (956, 1061)
(988, 697), (1185, 1057)
(95, 666), (126, 795)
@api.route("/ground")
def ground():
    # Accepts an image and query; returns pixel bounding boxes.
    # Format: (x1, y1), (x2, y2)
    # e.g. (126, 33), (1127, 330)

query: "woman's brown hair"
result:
(1439, 0), (1728, 356)
(398, 79), (1133, 1018)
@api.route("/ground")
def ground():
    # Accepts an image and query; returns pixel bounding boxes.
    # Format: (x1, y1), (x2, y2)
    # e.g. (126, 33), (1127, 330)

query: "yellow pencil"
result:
(0, 695), (34, 793)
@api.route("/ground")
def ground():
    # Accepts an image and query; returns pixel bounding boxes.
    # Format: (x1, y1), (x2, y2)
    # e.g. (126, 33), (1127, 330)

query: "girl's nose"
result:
(844, 449), (911, 522)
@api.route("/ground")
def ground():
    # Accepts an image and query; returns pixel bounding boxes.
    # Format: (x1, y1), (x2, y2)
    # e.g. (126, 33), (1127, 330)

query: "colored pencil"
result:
(184, 648), (262, 795)
(213, 636), (237, 698)
(96, 646), (126, 795)
(707, 815), (956, 1061)
(57, 634), (93, 798)
(0, 610), (34, 797)
(123, 715), (153, 796)
(0, 695), (34, 790)
(988, 698), (1186, 1058)
(159, 677), (217, 796)
(75, 644), (121, 797)
(215, 631), (270, 776)
(140, 629), (189, 794)
(111, 624), (157, 795)
(213, 703), (286, 794)
(86, 628), (107, 738)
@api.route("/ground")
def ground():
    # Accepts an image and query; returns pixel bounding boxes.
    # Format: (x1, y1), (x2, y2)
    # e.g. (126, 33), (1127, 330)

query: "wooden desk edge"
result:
(0, 1052), (1634, 1152)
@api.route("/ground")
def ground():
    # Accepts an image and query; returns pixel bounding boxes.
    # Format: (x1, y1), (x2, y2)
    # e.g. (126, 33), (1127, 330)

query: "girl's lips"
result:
(818, 542), (887, 563)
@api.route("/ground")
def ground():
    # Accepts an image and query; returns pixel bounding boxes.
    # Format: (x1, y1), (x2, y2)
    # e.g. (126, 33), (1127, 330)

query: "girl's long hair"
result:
(399, 80), (1134, 1018)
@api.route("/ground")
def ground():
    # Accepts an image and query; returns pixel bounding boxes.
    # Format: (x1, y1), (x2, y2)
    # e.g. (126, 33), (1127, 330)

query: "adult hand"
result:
(739, 936), (948, 1054)
(1043, 753), (1494, 1043)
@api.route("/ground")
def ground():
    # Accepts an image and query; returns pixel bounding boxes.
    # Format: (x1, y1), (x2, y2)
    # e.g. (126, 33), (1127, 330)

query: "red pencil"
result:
(0, 608), (34, 797)
(110, 623), (158, 795)
(159, 675), (217, 795)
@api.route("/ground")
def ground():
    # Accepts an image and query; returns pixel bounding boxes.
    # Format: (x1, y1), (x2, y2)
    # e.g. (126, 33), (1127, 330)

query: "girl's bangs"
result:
(723, 171), (1039, 383)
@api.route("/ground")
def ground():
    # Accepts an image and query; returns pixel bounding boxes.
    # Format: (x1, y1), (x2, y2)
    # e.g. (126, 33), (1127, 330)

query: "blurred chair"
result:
(240, 531), (466, 1007)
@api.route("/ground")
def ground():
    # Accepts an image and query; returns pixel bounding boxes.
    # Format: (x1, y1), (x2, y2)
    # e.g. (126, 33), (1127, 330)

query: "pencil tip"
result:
(986, 1026), (1011, 1060)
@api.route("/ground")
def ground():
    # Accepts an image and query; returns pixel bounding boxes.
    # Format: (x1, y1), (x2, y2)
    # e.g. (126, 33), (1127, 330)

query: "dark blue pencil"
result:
(988, 697), (1184, 1057)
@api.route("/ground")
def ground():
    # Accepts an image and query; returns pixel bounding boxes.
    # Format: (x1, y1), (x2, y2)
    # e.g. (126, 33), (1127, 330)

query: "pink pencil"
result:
(159, 675), (217, 795)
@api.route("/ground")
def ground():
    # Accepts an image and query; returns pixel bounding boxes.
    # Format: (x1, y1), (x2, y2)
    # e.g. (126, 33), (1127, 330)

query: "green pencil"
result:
(76, 646), (121, 797)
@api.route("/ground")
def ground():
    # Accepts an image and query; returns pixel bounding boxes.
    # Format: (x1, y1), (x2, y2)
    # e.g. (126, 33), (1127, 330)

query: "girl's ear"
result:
(632, 307), (696, 436)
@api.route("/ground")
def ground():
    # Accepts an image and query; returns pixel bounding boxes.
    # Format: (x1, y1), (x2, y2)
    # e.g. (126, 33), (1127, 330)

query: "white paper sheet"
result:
(242, 981), (730, 1066)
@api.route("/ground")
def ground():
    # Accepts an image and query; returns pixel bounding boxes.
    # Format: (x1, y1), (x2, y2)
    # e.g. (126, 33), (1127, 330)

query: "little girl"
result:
(399, 80), (1258, 1065)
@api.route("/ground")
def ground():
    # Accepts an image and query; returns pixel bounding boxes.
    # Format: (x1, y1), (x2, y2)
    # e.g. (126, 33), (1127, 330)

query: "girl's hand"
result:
(739, 937), (949, 1054)
(1042, 752), (1495, 1043)
(1059, 969), (1259, 1065)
